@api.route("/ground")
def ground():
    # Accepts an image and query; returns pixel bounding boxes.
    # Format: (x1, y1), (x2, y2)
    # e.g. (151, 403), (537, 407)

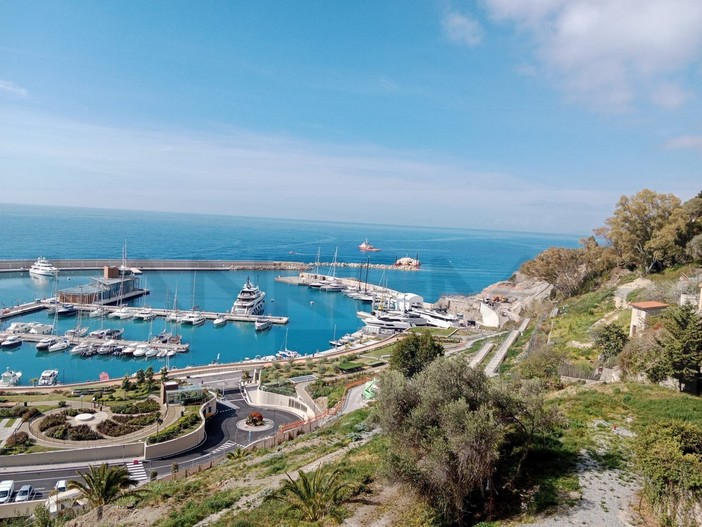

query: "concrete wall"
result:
(0, 500), (41, 520)
(480, 302), (500, 328)
(0, 442), (144, 468)
(143, 394), (215, 459)
(245, 387), (313, 420)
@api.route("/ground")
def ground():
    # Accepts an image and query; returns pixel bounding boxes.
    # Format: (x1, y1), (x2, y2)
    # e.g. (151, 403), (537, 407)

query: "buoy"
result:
(310, 301), (314, 305)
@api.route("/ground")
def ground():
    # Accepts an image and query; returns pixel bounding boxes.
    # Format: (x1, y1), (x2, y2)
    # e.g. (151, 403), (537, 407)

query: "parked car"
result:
(54, 480), (67, 493)
(14, 485), (34, 503)
(0, 480), (14, 504)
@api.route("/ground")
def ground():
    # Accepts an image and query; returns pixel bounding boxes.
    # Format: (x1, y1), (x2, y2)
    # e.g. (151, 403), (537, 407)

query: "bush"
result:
(3, 431), (32, 448)
(113, 412), (159, 426)
(112, 398), (160, 414)
(147, 413), (201, 444)
(39, 413), (67, 432)
(97, 419), (139, 437)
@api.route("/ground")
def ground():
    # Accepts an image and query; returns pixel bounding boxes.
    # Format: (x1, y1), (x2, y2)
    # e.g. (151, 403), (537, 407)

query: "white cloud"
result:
(665, 135), (702, 153)
(443, 12), (483, 47)
(483, 0), (702, 110)
(0, 79), (28, 98)
(652, 83), (691, 110)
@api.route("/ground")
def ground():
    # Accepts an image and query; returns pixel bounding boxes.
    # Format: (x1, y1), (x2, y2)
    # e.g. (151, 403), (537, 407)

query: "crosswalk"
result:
(125, 461), (149, 482)
(210, 440), (241, 455)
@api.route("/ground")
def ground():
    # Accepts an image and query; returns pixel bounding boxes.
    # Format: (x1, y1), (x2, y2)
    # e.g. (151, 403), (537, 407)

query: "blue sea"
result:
(0, 204), (580, 384)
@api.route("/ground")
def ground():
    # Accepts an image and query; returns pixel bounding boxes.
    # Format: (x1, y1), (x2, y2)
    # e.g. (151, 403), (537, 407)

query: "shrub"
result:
(39, 413), (67, 432)
(112, 399), (160, 414)
(147, 413), (201, 444)
(97, 419), (139, 437)
(3, 431), (32, 448)
(113, 412), (159, 426)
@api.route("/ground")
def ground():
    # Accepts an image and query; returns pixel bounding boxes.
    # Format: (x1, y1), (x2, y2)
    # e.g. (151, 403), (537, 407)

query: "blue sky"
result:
(1, 1), (701, 234)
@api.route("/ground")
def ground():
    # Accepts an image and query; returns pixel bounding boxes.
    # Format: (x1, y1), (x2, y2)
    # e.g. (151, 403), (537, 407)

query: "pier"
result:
(0, 331), (189, 354)
(0, 259), (311, 273)
(0, 300), (289, 326)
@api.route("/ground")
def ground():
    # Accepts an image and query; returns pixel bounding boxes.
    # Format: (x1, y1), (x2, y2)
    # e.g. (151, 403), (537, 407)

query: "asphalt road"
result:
(0, 387), (299, 504)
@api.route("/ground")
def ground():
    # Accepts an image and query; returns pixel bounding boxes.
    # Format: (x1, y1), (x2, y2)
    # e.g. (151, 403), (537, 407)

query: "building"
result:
(57, 266), (148, 305)
(629, 301), (668, 337)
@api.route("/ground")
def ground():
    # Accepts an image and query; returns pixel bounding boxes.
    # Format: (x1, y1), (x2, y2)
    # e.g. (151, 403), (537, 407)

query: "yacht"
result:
(0, 335), (22, 348)
(70, 342), (93, 355)
(88, 306), (108, 318)
(108, 306), (133, 320)
(361, 312), (412, 332)
(133, 308), (156, 321)
(231, 278), (266, 316)
(56, 304), (77, 317)
(0, 368), (21, 387)
(180, 311), (206, 326)
(358, 239), (381, 252)
(97, 340), (119, 355)
(38, 369), (59, 386)
(254, 317), (272, 332)
(28, 257), (59, 277)
(412, 308), (461, 328)
(144, 347), (159, 358)
(36, 337), (59, 351)
(213, 315), (227, 327)
(65, 326), (88, 338)
(104, 328), (124, 340)
(28, 323), (54, 335)
(88, 329), (109, 339)
(47, 339), (71, 352)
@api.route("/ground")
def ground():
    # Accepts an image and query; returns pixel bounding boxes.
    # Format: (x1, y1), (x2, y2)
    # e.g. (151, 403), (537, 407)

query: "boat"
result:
(0, 335), (22, 348)
(133, 308), (156, 321)
(47, 339), (71, 352)
(180, 311), (206, 326)
(359, 239), (381, 252)
(213, 315), (227, 327)
(97, 340), (119, 355)
(89, 306), (108, 318)
(38, 369), (59, 386)
(275, 328), (299, 359)
(166, 349), (177, 358)
(132, 345), (148, 358)
(56, 304), (77, 317)
(28, 257), (59, 277)
(104, 328), (124, 340)
(36, 337), (58, 351)
(254, 317), (272, 332)
(65, 326), (88, 338)
(28, 323), (54, 335)
(230, 277), (266, 316)
(108, 306), (133, 320)
(70, 342), (93, 355)
(88, 329), (109, 339)
(0, 368), (22, 387)
(144, 347), (158, 358)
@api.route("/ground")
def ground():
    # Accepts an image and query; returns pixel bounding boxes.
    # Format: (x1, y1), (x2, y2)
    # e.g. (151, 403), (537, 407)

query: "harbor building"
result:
(57, 266), (149, 305)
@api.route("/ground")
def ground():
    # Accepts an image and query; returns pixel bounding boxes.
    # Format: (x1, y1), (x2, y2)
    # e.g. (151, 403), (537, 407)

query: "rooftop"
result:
(629, 301), (669, 310)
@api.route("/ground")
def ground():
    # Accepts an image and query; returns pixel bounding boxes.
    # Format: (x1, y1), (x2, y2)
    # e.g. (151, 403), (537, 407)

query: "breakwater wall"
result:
(0, 259), (310, 273)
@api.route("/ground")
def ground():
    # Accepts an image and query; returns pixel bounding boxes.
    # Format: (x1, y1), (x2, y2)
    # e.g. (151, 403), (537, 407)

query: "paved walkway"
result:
(0, 417), (22, 447)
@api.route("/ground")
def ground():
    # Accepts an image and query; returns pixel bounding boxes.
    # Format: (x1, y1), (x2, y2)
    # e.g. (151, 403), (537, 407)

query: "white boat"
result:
(28, 323), (54, 335)
(47, 339), (71, 353)
(132, 345), (148, 358)
(89, 307), (108, 318)
(70, 342), (92, 355)
(156, 349), (167, 358)
(36, 337), (58, 351)
(276, 328), (299, 359)
(6, 322), (32, 334)
(144, 347), (158, 358)
(166, 349), (177, 358)
(88, 329), (109, 339)
(254, 317), (272, 332)
(213, 315), (227, 327)
(97, 340), (118, 355)
(108, 307), (133, 320)
(38, 369), (59, 386)
(411, 308), (461, 328)
(65, 326), (88, 338)
(180, 311), (206, 326)
(133, 308), (156, 321)
(0, 368), (21, 387)
(28, 257), (59, 277)
(231, 277), (266, 316)
(362, 313), (411, 331)
(0, 335), (23, 348)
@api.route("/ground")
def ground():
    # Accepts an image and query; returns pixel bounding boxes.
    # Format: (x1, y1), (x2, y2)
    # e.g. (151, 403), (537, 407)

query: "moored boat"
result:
(359, 239), (381, 252)
(36, 337), (59, 351)
(28, 257), (59, 277)
(38, 369), (59, 386)
(47, 339), (71, 352)
(0, 368), (22, 387)
(213, 315), (227, 327)
(254, 317), (272, 332)
(0, 335), (23, 348)
(231, 277), (266, 316)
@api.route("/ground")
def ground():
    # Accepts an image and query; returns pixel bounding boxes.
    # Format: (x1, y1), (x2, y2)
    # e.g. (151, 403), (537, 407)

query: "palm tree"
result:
(68, 463), (137, 520)
(270, 464), (350, 522)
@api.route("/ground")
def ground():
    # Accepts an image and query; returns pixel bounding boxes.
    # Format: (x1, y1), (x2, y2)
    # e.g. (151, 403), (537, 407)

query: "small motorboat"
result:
(56, 304), (77, 317)
(47, 339), (71, 352)
(145, 347), (158, 358)
(71, 342), (92, 355)
(89, 307), (108, 318)
(1, 335), (22, 348)
(37, 369), (59, 386)
(255, 317), (272, 332)
(213, 315), (227, 327)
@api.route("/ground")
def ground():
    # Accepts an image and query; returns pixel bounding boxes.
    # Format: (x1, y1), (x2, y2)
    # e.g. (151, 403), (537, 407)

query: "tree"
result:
(375, 356), (560, 525)
(592, 322), (628, 360)
(144, 366), (155, 391)
(270, 464), (350, 522)
(658, 304), (702, 393)
(603, 189), (682, 272)
(618, 330), (667, 383)
(121, 374), (133, 391)
(389, 331), (444, 378)
(519, 247), (587, 298)
(135, 369), (146, 386)
(68, 463), (137, 520)
(31, 504), (54, 527)
(159, 366), (168, 383)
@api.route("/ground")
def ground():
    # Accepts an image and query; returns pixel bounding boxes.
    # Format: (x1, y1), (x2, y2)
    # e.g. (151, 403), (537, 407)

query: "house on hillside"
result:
(629, 301), (668, 337)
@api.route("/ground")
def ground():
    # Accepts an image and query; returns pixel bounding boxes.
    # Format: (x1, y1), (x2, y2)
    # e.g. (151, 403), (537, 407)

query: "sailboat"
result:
(65, 306), (88, 337)
(276, 328), (299, 360)
(308, 247), (323, 288)
(320, 247), (343, 292)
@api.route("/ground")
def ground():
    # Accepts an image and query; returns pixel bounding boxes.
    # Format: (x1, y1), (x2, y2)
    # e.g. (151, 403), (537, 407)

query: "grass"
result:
(2, 418), (16, 427)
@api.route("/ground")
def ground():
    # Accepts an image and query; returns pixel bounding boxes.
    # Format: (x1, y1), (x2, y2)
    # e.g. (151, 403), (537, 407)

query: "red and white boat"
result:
(358, 239), (381, 252)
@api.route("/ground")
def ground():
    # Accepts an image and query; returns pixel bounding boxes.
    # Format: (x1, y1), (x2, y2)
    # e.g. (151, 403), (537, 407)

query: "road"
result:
(0, 386), (299, 504)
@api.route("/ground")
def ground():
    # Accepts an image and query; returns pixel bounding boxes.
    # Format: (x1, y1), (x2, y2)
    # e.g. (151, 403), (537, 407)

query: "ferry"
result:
(231, 277), (266, 316)
(359, 239), (381, 252)
(28, 257), (58, 277)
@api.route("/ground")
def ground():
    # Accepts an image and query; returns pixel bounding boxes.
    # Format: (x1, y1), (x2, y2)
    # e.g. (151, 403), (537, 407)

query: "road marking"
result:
(210, 440), (241, 455)
(125, 462), (149, 482)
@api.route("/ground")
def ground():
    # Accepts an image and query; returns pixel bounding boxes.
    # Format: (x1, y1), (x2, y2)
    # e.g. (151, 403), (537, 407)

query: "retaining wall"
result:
(0, 442), (144, 469)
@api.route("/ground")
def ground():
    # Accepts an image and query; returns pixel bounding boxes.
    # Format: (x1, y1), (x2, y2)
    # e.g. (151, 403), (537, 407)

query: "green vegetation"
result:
(69, 463), (138, 520)
(112, 398), (160, 414)
(308, 378), (346, 408)
(148, 413), (201, 444)
(389, 331), (444, 378)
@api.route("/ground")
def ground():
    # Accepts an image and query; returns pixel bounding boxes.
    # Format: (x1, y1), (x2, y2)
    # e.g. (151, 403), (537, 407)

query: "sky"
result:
(1, 1), (701, 235)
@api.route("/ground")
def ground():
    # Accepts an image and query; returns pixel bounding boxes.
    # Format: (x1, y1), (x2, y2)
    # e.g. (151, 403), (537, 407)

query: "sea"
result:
(0, 204), (580, 384)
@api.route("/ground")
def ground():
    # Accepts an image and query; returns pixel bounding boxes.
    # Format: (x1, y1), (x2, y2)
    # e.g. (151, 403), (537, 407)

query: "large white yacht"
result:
(231, 278), (266, 316)
(28, 257), (59, 277)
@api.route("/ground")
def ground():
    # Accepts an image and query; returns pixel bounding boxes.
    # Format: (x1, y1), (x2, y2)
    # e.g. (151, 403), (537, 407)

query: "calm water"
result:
(0, 204), (579, 383)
